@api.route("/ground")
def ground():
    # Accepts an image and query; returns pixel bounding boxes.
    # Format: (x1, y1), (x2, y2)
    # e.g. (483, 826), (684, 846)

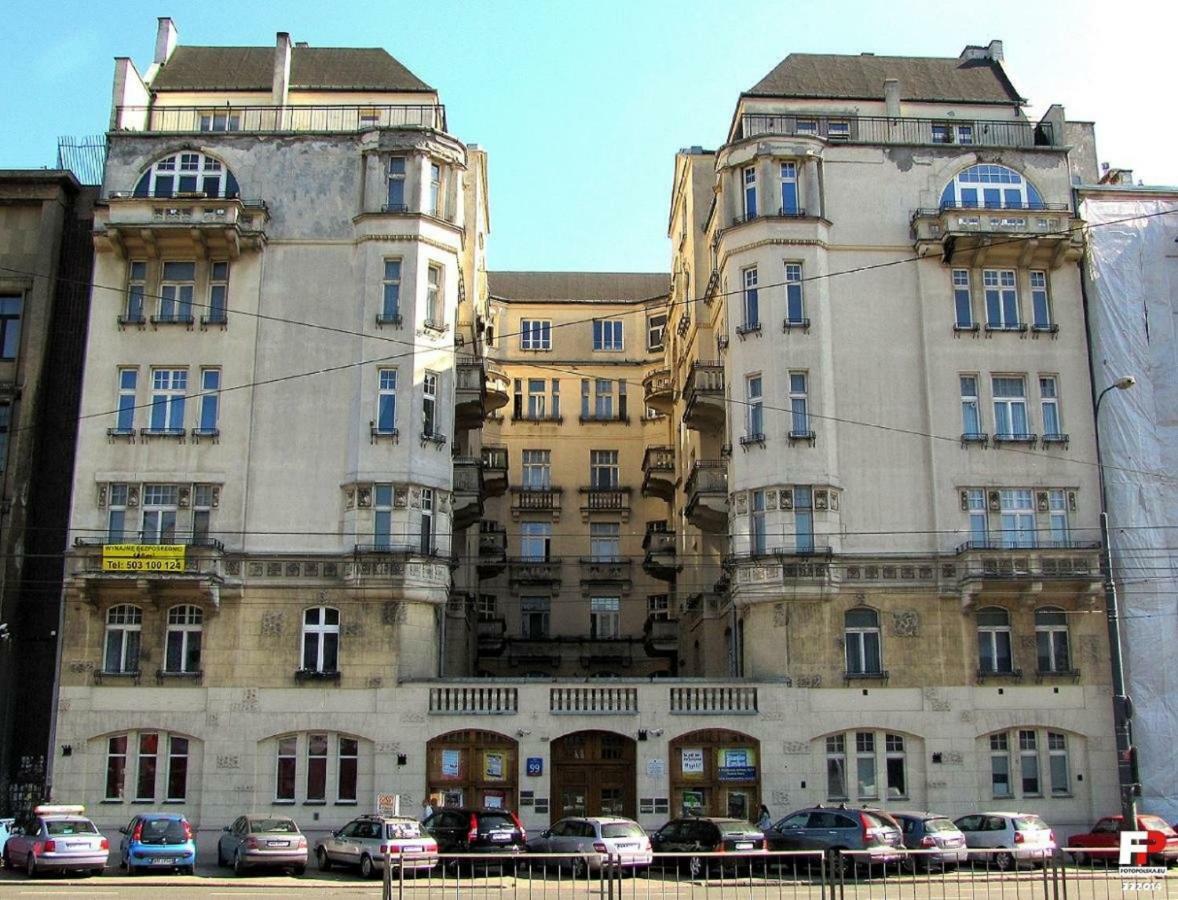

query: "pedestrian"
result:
(757, 804), (772, 830)
(420, 797), (434, 823)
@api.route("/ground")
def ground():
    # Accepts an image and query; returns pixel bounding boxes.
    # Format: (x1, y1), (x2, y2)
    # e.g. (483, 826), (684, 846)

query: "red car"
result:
(1069, 815), (1178, 866)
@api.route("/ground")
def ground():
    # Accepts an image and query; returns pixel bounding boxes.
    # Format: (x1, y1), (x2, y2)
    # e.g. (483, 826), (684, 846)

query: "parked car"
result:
(422, 807), (526, 869)
(649, 817), (766, 876)
(118, 812), (196, 875)
(1, 805), (108, 877)
(764, 806), (904, 876)
(1069, 815), (1178, 866)
(525, 816), (652, 875)
(953, 812), (1056, 871)
(218, 814), (308, 875)
(0, 819), (12, 865)
(890, 811), (968, 871)
(316, 814), (438, 878)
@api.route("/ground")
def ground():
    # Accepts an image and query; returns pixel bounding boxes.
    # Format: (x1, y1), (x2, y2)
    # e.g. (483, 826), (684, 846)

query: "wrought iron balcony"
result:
(476, 618), (507, 656)
(113, 103), (447, 134)
(733, 113), (1055, 148)
(455, 361), (488, 431)
(643, 615), (679, 659)
(642, 368), (674, 415)
(682, 362), (725, 430)
(684, 461), (728, 532)
(484, 360), (510, 414)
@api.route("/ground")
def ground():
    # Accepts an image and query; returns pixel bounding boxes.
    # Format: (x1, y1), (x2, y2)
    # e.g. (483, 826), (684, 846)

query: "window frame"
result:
(158, 261), (196, 324)
(1039, 376), (1063, 439)
(205, 261), (229, 325)
(983, 269), (1021, 330)
(977, 607), (1014, 674)
(590, 596), (621, 639)
(590, 450), (620, 489)
(784, 263), (805, 326)
(592, 319), (624, 352)
(301, 607), (340, 675)
(991, 376), (1030, 440)
(164, 604), (203, 674)
(952, 269), (975, 329)
(788, 371), (810, 437)
(376, 368), (398, 435)
(196, 368), (220, 436)
(844, 608), (882, 676)
(380, 259), (402, 324)
(780, 162), (799, 215)
(521, 596), (551, 638)
(745, 374), (763, 440)
(425, 264), (444, 329)
(520, 319), (552, 351)
(104, 604), (143, 674)
(960, 374), (982, 439)
(1034, 607), (1071, 674)
(742, 165), (757, 219)
(148, 368), (188, 435)
(1029, 270), (1054, 330)
(386, 157), (407, 212)
(741, 266), (759, 330)
(124, 263), (147, 324)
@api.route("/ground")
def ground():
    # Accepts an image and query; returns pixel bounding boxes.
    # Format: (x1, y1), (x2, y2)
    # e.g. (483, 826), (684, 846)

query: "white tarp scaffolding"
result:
(1079, 190), (1178, 823)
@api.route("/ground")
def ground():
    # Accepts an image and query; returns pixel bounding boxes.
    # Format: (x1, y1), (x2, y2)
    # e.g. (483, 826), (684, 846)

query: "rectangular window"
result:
(593, 378), (614, 419)
(149, 368), (188, 433)
(780, 162), (799, 215)
(386, 157), (406, 211)
(999, 489), (1035, 548)
(743, 165), (757, 219)
(932, 123), (952, 144)
(590, 597), (621, 639)
(374, 484), (393, 549)
(142, 484), (178, 543)
(520, 521), (551, 561)
(1040, 376), (1062, 438)
(856, 732), (877, 799)
(207, 261), (229, 324)
(953, 269), (973, 328)
(0, 295), (22, 359)
(885, 734), (907, 798)
(106, 735), (128, 800)
(795, 119), (817, 135)
(784, 263), (804, 324)
(159, 261), (196, 322)
(825, 735), (847, 799)
(789, 371), (809, 435)
(429, 163), (442, 217)
(521, 450), (551, 490)
(197, 368), (220, 434)
(426, 264), (443, 327)
(990, 733), (1012, 797)
(592, 319), (623, 351)
(795, 485), (814, 553)
(276, 736), (297, 801)
(307, 734), (328, 802)
(135, 733), (159, 801)
(381, 259), (402, 322)
(116, 368), (137, 433)
(967, 488), (988, 546)
(422, 371), (439, 437)
(520, 319), (552, 350)
(590, 522), (620, 561)
(957, 125), (974, 145)
(746, 374), (763, 438)
(647, 594), (670, 621)
(521, 596), (550, 638)
(420, 488), (434, 555)
(590, 450), (619, 489)
(125, 263), (147, 323)
(1048, 732), (1069, 795)
(476, 593), (497, 621)
(1019, 730), (1041, 795)
(750, 489), (766, 555)
(983, 269), (1019, 328)
(827, 121), (850, 140)
(192, 485), (214, 544)
(960, 375), (981, 437)
(741, 266), (759, 329)
(647, 313), (666, 351)
(377, 368), (397, 433)
(338, 737), (358, 803)
(1048, 489), (1069, 546)
(992, 376), (1028, 438)
(199, 110), (240, 131)
(166, 736), (189, 801)
(108, 484), (129, 542)
(1030, 271), (1052, 329)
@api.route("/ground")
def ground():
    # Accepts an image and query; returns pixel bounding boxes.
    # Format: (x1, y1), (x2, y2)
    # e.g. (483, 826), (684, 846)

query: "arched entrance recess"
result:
(669, 728), (761, 820)
(550, 730), (636, 819)
(426, 729), (518, 810)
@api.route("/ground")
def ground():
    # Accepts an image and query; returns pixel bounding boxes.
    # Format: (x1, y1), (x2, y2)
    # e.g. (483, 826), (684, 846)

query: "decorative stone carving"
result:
(323, 562), (338, 577)
(780, 489), (793, 510)
(367, 676), (383, 689)
(1068, 491), (1077, 511)
(127, 486), (139, 508)
(247, 562), (264, 577)
(765, 489), (777, 510)
(814, 490), (828, 510)
(344, 487), (355, 510)
(303, 562), (319, 577)
(773, 603), (787, 627)
(266, 562), (282, 577)
(260, 611), (284, 637)
(734, 492), (748, 515)
(829, 491), (839, 511)
(97, 484), (107, 508)
(178, 485), (191, 508)
(382, 601), (406, 625)
(960, 490), (970, 511)
(394, 486), (408, 508)
(782, 741), (809, 754)
(794, 674), (822, 688)
(216, 754), (240, 769)
(771, 790), (791, 806)
(891, 610), (920, 636)
(409, 487), (421, 509)
(211, 486), (220, 507)
(988, 490), (1000, 511)
(226, 561), (241, 576)
(1036, 491), (1049, 512)
(358, 487), (372, 508)
(1018, 634), (1036, 651)
(922, 687), (951, 712)
(286, 562), (300, 577)
(942, 751), (964, 766)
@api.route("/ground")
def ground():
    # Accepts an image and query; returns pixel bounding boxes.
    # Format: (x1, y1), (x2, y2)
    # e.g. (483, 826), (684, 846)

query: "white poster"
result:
(681, 748), (704, 774)
(646, 758), (666, 777)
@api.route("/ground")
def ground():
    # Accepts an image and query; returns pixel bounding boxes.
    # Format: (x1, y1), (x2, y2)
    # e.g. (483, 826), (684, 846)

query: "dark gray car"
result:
(765, 806), (903, 876)
(217, 815), (308, 875)
(890, 811), (968, 870)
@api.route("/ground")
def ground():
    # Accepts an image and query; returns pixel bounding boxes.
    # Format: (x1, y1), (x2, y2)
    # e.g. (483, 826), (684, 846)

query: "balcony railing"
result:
(550, 686), (638, 715)
(956, 538), (1101, 554)
(429, 685), (517, 715)
(685, 460), (727, 497)
(579, 487), (631, 512)
(734, 114), (1054, 148)
(683, 361), (725, 428)
(508, 557), (563, 585)
(114, 103), (447, 134)
(452, 457), (483, 493)
(642, 445), (674, 473)
(511, 486), (562, 515)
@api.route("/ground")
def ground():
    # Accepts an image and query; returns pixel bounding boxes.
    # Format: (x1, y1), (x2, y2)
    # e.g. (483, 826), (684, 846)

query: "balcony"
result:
(682, 362), (725, 430)
(578, 557), (633, 591)
(733, 113), (1056, 148)
(579, 487), (631, 522)
(480, 445), (508, 497)
(497, 638), (645, 673)
(642, 524), (678, 581)
(510, 486), (562, 519)
(911, 203), (1082, 268)
(455, 361), (488, 431)
(484, 360), (510, 414)
(344, 545), (452, 593)
(96, 195), (268, 258)
(640, 446), (675, 501)
(113, 103), (447, 134)
(451, 457), (485, 531)
(476, 618), (507, 657)
(954, 538), (1103, 607)
(66, 537), (226, 607)
(643, 368), (675, 415)
(508, 557), (562, 587)
(477, 523), (507, 578)
(643, 615), (679, 660)
(685, 461), (728, 532)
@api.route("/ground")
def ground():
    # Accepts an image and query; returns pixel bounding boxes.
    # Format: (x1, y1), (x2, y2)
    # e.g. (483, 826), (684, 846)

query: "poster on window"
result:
(484, 751), (505, 780)
(441, 748), (461, 779)
(680, 747), (704, 775)
(717, 747), (757, 781)
(680, 789), (705, 815)
(483, 790), (506, 809)
(726, 790), (749, 820)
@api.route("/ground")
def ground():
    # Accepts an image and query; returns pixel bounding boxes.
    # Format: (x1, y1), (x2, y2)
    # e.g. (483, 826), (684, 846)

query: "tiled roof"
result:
(487, 271), (669, 303)
(748, 53), (1022, 104)
(151, 46), (432, 92)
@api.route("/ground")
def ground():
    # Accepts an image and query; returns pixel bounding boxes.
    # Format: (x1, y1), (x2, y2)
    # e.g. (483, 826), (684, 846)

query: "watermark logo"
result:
(1118, 830), (1166, 878)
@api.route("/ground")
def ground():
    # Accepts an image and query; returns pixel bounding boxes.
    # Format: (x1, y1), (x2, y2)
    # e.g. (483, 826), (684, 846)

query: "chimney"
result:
(154, 17), (178, 66)
(987, 40), (1004, 62)
(883, 79), (901, 117)
(273, 32), (292, 106)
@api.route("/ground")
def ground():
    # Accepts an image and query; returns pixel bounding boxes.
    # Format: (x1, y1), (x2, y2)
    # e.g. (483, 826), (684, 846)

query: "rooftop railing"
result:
(113, 103), (447, 134)
(735, 114), (1054, 148)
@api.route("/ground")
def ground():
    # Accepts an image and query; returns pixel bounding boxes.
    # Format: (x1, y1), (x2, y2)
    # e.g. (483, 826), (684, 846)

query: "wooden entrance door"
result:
(550, 730), (636, 819)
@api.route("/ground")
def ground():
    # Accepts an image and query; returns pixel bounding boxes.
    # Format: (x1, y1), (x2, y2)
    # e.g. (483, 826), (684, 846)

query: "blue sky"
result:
(4, 0), (1175, 272)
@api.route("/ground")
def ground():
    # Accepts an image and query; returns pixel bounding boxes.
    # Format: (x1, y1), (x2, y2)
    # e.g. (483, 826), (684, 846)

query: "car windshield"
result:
(601, 823), (645, 839)
(45, 819), (98, 836)
(717, 821), (756, 836)
(252, 819), (298, 834)
(479, 813), (515, 830)
(1141, 817), (1176, 835)
(1014, 816), (1049, 831)
(385, 821), (421, 839)
(925, 818), (958, 833)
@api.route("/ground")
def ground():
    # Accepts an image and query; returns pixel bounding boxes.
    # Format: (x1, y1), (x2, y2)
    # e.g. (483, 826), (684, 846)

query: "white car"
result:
(1, 805), (109, 877)
(526, 817), (652, 874)
(953, 812), (1056, 870)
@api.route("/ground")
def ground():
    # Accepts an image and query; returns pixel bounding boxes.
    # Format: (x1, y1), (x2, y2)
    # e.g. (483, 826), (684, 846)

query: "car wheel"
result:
(826, 849), (850, 880)
(182, 865), (195, 876)
(360, 854), (376, 879)
(216, 844), (226, 867)
(90, 867), (104, 877)
(993, 851), (1014, 872)
(25, 852), (36, 878)
(233, 850), (247, 876)
(1070, 851), (1086, 867)
(570, 856), (587, 879)
(293, 864), (306, 876)
(317, 847), (332, 871)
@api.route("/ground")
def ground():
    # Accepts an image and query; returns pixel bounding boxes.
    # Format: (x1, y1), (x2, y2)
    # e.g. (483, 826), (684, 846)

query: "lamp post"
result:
(1093, 376), (1138, 827)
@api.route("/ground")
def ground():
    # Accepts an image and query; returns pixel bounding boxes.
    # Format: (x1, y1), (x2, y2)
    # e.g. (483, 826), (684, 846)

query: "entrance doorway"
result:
(425, 729), (518, 811)
(669, 729), (761, 820)
(550, 730), (636, 819)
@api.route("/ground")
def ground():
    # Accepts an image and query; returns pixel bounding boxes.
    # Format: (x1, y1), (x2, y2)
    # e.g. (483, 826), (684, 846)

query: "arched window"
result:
(104, 605), (142, 674)
(301, 607), (340, 674)
(977, 607), (1013, 674)
(133, 151), (239, 199)
(844, 608), (881, 675)
(165, 605), (203, 674)
(1034, 608), (1071, 673)
(940, 164), (1043, 210)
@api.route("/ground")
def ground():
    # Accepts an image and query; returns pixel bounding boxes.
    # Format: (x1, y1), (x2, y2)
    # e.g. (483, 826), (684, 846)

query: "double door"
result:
(551, 730), (636, 819)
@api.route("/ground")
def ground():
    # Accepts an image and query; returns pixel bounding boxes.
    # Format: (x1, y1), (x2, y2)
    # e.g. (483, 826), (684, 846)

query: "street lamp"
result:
(1093, 375), (1137, 828)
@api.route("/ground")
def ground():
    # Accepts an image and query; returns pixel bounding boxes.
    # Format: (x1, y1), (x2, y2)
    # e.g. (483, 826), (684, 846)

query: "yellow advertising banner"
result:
(101, 544), (186, 572)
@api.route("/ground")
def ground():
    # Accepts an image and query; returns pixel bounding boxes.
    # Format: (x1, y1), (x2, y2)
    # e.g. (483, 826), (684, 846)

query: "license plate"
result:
(151, 858), (170, 865)
(617, 843), (638, 849)
(490, 833), (511, 842)
(735, 842), (754, 850)
(267, 840), (289, 847)
(403, 846), (422, 853)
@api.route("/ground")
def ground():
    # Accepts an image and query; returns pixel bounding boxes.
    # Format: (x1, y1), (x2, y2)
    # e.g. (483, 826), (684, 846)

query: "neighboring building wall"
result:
(1078, 184), (1178, 822)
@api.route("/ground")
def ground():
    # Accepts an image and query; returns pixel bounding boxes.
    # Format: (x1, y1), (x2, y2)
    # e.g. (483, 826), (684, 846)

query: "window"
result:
(742, 165), (757, 218)
(825, 735), (847, 799)
(0, 404), (8, 473)
(952, 269), (974, 328)
(741, 266), (759, 329)
(750, 489), (766, 555)
(795, 119), (817, 135)
(590, 450), (619, 489)
(1047, 489), (1069, 545)
(647, 314), (666, 351)
(780, 162), (799, 215)
(590, 522), (620, 561)
(104, 605), (142, 674)
(307, 734), (328, 802)
(520, 522), (551, 561)
(426, 265), (443, 328)
(1047, 732), (1069, 795)
(165, 605), (203, 674)
(999, 489), (1035, 548)
(746, 374), (763, 439)
(1040, 377), (1062, 438)
(135, 734), (159, 801)
(386, 157), (407, 211)
(590, 597), (621, 639)
(940, 164), (1044, 210)
(429, 163), (442, 217)
(149, 368), (187, 434)
(827, 121), (850, 140)
(960, 375), (982, 438)
(1035, 608), (1071, 673)
(376, 368), (397, 434)
(420, 488), (434, 555)
(166, 736), (189, 801)
(784, 263), (804, 325)
(301, 607), (340, 674)
(648, 594), (670, 621)
(593, 319), (623, 351)
(206, 261), (229, 324)
(125, 263), (146, 323)
(1019, 730), (1040, 795)
(115, 369), (137, 434)
(142, 484), (178, 543)
(476, 593), (497, 621)
(794, 486), (814, 553)
(521, 450), (551, 490)
(844, 608), (881, 675)
(990, 733), (1011, 797)
(984, 270), (1019, 329)
(197, 369), (220, 435)
(885, 734), (907, 798)
(992, 377), (1028, 439)
(787, 371), (811, 437)
(855, 732), (877, 799)
(106, 736), (129, 800)
(977, 607), (1013, 674)
(520, 319), (552, 350)
(192, 485), (214, 542)
(521, 596), (550, 638)
(594, 379), (614, 419)
(338, 737), (358, 803)
(134, 151), (238, 199)
(374, 484), (393, 549)
(380, 260), (402, 323)
(108, 484), (129, 542)
(276, 736), (297, 801)
(966, 488), (988, 546)
(199, 110), (240, 132)
(422, 371), (439, 438)
(158, 262), (196, 322)
(1030, 271), (1053, 329)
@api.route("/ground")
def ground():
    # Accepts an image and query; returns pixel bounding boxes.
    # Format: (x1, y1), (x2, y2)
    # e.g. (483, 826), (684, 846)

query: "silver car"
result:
(526, 816), (652, 874)
(316, 815), (438, 879)
(217, 814), (308, 875)
(1, 805), (109, 877)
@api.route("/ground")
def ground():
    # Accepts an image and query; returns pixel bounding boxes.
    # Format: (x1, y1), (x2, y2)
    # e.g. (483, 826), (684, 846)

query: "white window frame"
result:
(1030, 270), (1053, 329)
(780, 162), (799, 215)
(138, 151), (234, 199)
(750, 489), (766, 555)
(590, 450), (619, 489)
(855, 732), (878, 799)
(420, 488), (435, 555)
(745, 374), (763, 439)
(966, 488), (988, 546)
(158, 261), (196, 323)
(149, 368), (188, 434)
(825, 734), (847, 799)
(589, 522), (621, 562)
(960, 375), (982, 437)
(1040, 376), (1062, 439)
(789, 371), (810, 436)
(989, 733), (1012, 798)
(884, 733), (907, 799)
(141, 484), (178, 543)
(520, 319), (552, 351)
(992, 376), (1029, 439)
(125, 262), (147, 323)
(301, 607), (340, 674)
(999, 488), (1035, 548)
(104, 604), (143, 674)
(977, 607), (1014, 673)
(590, 596), (621, 639)
(521, 450), (551, 490)
(386, 157), (407, 211)
(1047, 732), (1070, 795)
(952, 269), (974, 328)
(593, 319), (624, 351)
(742, 165), (757, 219)
(794, 485), (814, 553)
(425, 264), (443, 328)
(429, 162), (442, 217)
(422, 371), (440, 438)
(108, 483), (129, 542)
(197, 368), (220, 436)
(164, 604), (203, 674)
(521, 596), (550, 638)
(844, 608), (882, 675)
(647, 594), (670, 621)
(374, 484), (393, 549)
(784, 263), (804, 325)
(1047, 489), (1069, 545)
(206, 260), (229, 324)
(1019, 729), (1041, 796)
(1035, 607), (1071, 674)
(741, 266), (759, 329)
(380, 258), (402, 323)
(983, 269), (1020, 329)
(116, 368), (138, 434)
(192, 485), (214, 542)
(519, 521), (551, 562)
(376, 368), (397, 434)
